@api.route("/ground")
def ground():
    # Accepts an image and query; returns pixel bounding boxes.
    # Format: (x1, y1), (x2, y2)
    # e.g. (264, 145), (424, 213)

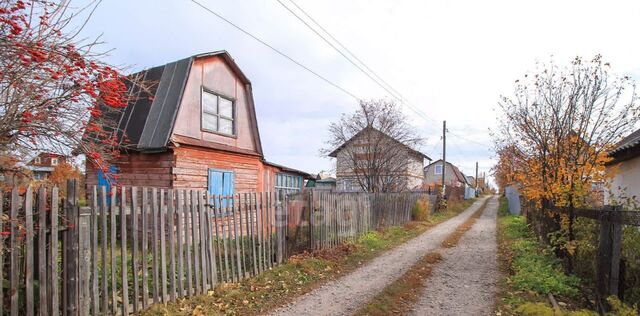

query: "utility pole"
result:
(442, 120), (446, 191)
(475, 161), (479, 197)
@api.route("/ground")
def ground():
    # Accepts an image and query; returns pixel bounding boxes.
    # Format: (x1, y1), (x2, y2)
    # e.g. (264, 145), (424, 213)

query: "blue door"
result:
(208, 169), (234, 209)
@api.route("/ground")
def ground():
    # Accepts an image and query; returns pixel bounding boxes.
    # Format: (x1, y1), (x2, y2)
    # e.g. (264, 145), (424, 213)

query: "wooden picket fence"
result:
(285, 191), (434, 254)
(0, 181), (432, 315)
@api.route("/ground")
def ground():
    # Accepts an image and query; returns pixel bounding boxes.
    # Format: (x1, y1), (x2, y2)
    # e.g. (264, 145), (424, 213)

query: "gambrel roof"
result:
(115, 51), (263, 155)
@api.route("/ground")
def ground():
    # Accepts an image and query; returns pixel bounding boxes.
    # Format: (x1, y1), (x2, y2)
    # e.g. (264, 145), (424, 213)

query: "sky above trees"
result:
(75, 0), (640, 184)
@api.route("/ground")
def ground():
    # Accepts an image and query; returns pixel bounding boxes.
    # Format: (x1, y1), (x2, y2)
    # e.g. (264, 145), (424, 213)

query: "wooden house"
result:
(606, 128), (640, 204)
(86, 51), (312, 195)
(328, 126), (429, 192)
(26, 152), (67, 180)
(423, 159), (469, 189)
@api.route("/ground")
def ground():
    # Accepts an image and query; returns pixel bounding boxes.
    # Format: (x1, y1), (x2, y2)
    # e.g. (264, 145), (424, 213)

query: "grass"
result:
(354, 197), (487, 315)
(139, 198), (477, 315)
(495, 197), (594, 316)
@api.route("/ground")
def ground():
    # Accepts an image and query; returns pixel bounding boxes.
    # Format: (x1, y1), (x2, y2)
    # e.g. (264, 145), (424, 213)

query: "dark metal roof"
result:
(138, 58), (191, 150)
(610, 128), (640, 156)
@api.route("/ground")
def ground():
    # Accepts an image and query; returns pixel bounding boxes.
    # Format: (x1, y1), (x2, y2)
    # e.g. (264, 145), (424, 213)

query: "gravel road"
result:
(269, 196), (490, 316)
(409, 196), (499, 316)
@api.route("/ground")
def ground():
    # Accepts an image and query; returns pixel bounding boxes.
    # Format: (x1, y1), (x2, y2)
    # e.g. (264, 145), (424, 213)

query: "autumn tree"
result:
(48, 160), (81, 196)
(323, 100), (424, 192)
(493, 55), (639, 270)
(0, 0), (145, 176)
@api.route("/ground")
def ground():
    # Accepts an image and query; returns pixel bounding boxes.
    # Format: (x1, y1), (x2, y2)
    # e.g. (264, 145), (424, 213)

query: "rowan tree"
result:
(493, 55), (639, 270)
(0, 0), (146, 176)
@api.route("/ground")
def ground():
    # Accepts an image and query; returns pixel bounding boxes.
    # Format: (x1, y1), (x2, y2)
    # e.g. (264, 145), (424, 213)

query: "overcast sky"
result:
(77, 0), (640, 185)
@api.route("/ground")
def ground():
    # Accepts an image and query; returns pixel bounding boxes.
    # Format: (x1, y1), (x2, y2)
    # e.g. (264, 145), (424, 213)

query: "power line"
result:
(189, 0), (360, 101)
(448, 131), (492, 147)
(274, 0), (436, 124)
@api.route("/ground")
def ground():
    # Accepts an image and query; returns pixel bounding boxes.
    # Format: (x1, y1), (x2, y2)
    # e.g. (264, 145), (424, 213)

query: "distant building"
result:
(466, 176), (476, 187)
(423, 159), (469, 188)
(328, 126), (430, 192)
(26, 152), (67, 180)
(306, 172), (337, 191)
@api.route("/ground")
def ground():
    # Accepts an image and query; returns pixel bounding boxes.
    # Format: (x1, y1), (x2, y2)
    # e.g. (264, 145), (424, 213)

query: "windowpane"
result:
(202, 91), (218, 113)
(219, 97), (233, 117)
(203, 113), (218, 131)
(219, 118), (233, 134)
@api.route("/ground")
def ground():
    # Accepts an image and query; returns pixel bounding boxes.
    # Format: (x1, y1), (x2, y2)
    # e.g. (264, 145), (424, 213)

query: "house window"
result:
(202, 89), (235, 136)
(208, 169), (234, 213)
(51, 158), (59, 166)
(275, 173), (302, 196)
(34, 157), (41, 164)
(434, 165), (443, 175)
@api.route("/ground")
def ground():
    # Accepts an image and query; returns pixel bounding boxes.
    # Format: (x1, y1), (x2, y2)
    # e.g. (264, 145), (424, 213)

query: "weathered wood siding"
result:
(172, 145), (272, 192)
(86, 151), (175, 189)
(172, 55), (258, 154)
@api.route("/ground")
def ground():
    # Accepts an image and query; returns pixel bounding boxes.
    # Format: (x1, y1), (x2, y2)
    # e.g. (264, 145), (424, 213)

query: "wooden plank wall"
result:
(300, 191), (431, 252)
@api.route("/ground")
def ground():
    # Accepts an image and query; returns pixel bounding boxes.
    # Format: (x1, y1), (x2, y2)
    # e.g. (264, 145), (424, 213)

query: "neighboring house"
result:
(26, 152), (66, 180)
(305, 172), (337, 191)
(86, 51), (312, 196)
(423, 159), (469, 188)
(466, 176), (476, 187)
(605, 128), (640, 205)
(328, 126), (430, 192)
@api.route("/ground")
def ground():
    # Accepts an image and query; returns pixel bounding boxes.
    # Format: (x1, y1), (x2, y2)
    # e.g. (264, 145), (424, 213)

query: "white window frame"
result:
(51, 158), (59, 166)
(201, 87), (236, 136)
(434, 165), (443, 175)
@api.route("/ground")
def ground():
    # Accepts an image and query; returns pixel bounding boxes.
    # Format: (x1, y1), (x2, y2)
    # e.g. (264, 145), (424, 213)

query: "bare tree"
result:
(323, 100), (425, 192)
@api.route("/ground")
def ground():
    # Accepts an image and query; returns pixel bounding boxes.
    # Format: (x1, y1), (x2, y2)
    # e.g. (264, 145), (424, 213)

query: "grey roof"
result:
(26, 166), (55, 172)
(114, 51), (262, 154)
(610, 128), (640, 156)
(264, 161), (314, 179)
(328, 126), (431, 160)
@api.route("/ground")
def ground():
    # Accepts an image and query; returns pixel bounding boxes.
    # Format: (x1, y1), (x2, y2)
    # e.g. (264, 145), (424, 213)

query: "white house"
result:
(606, 128), (640, 205)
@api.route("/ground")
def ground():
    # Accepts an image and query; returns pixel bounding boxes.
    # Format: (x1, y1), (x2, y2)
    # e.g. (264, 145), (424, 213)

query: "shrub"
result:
(412, 198), (431, 221)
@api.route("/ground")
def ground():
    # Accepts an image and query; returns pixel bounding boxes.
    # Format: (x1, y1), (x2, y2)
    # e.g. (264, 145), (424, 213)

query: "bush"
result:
(412, 198), (431, 221)
(503, 214), (581, 298)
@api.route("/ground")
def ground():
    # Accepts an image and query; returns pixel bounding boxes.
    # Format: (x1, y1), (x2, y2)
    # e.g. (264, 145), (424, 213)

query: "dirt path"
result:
(269, 196), (491, 316)
(409, 196), (499, 316)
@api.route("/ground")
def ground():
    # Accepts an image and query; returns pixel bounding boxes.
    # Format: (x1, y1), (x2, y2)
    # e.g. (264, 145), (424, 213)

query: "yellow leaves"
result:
(191, 305), (205, 316)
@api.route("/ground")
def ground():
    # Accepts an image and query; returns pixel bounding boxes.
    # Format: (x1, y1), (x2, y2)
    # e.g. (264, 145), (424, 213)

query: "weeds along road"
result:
(409, 196), (499, 316)
(270, 196), (492, 316)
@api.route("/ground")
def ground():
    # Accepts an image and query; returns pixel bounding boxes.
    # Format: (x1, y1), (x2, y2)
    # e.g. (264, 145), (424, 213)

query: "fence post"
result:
(308, 190), (314, 251)
(276, 191), (284, 264)
(62, 179), (79, 316)
(77, 207), (91, 315)
(596, 205), (623, 313)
